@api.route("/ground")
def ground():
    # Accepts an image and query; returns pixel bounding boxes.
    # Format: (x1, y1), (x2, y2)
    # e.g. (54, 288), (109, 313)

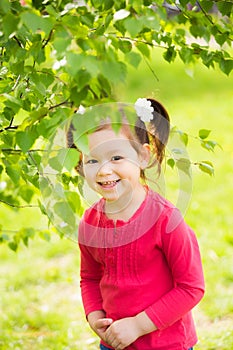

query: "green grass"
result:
(1, 50), (233, 349)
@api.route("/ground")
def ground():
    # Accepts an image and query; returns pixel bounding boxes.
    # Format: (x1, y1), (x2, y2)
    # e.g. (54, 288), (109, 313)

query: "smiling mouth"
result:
(97, 179), (120, 187)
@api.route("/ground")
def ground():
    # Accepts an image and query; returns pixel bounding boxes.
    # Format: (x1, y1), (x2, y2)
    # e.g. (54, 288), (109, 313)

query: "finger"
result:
(96, 318), (113, 328)
(110, 338), (123, 350)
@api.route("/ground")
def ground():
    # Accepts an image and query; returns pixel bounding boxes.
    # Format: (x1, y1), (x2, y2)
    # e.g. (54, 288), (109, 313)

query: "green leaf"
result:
(167, 158), (175, 169)
(77, 38), (91, 52)
(100, 61), (127, 83)
(219, 59), (233, 76)
(177, 130), (188, 146)
(5, 165), (20, 183)
(21, 12), (54, 35)
(97, 74), (112, 96)
(136, 42), (150, 59)
(215, 33), (229, 47)
(200, 1), (214, 12)
(48, 155), (62, 172)
(2, 13), (19, 38)
(91, 0), (104, 10)
(103, 0), (114, 10)
(179, 47), (193, 64)
(38, 198), (48, 216)
(61, 172), (71, 186)
(84, 56), (100, 76)
(201, 140), (218, 152)
(119, 40), (132, 54)
(65, 191), (82, 215)
(80, 13), (95, 27)
(199, 161), (214, 176)
(124, 17), (144, 37)
(0, 232), (9, 243)
(114, 20), (126, 36)
(172, 148), (184, 155)
(200, 50), (215, 69)
(20, 227), (35, 246)
(190, 24), (208, 40)
(58, 148), (80, 172)
(16, 132), (32, 153)
(8, 241), (18, 251)
(125, 51), (142, 68)
(66, 52), (85, 76)
(70, 86), (88, 105)
(163, 46), (177, 63)
(53, 201), (75, 226)
(0, 0), (10, 15)
(39, 229), (51, 242)
(199, 129), (211, 139)
(176, 158), (191, 177)
(19, 185), (34, 203)
(75, 70), (91, 90)
(76, 133), (89, 155)
(179, 0), (190, 6)
(3, 94), (22, 112)
(217, 1), (233, 17)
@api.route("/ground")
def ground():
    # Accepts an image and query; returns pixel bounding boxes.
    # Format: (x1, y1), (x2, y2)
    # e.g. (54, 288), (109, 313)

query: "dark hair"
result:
(134, 98), (170, 177)
(67, 98), (170, 178)
(67, 123), (84, 176)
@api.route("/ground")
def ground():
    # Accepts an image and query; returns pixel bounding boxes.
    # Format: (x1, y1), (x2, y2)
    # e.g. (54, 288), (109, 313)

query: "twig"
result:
(48, 99), (70, 110)
(13, 36), (24, 48)
(42, 29), (54, 49)
(0, 199), (39, 208)
(0, 124), (18, 133)
(12, 75), (21, 91)
(143, 56), (159, 82)
(114, 34), (163, 49)
(1, 148), (48, 154)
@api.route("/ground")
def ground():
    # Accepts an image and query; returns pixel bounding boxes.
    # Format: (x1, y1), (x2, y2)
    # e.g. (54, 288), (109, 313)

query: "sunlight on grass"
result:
(0, 237), (99, 350)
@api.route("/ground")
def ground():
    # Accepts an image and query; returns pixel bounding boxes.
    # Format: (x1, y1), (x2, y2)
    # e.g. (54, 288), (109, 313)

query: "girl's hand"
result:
(87, 310), (113, 342)
(94, 318), (113, 341)
(104, 317), (142, 350)
(104, 312), (157, 350)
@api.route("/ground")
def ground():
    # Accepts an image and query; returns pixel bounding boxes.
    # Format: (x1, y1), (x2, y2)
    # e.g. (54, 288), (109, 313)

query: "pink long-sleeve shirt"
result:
(79, 189), (205, 349)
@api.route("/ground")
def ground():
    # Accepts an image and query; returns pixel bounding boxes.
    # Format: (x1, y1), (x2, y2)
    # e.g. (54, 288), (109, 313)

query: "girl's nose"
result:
(97, 161), (113, 176)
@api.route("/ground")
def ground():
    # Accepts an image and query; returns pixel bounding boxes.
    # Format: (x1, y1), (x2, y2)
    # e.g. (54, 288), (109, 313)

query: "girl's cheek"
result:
(83, 166), (97, 179)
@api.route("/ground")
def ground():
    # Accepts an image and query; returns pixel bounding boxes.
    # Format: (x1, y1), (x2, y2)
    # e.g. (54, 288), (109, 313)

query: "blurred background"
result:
(1, 49), (233, 349)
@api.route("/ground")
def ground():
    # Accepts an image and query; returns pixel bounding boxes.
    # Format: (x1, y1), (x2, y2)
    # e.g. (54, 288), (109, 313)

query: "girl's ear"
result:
(140, 143), (150, 169)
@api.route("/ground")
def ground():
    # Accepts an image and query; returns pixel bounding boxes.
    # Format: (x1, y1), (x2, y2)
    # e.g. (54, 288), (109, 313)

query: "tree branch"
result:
(1, 148), (47, 154)
(48, 99), (71, 110)
(0, 199), (39, 208)
(143, 56), (159, 82)
(0, 116), (18, 133)
(13, 36), (24, 48)
(0, 124), (18, 133)
(42, 29), (54, 48)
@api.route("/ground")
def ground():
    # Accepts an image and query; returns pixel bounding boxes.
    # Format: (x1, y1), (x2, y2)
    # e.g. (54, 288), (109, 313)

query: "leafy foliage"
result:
(0, 0), (232, 249)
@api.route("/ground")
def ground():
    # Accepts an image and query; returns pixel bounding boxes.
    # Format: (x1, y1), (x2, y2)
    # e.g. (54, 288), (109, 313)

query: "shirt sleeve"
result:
(79, 242), (104, 317)
(145, 208), (205, 330)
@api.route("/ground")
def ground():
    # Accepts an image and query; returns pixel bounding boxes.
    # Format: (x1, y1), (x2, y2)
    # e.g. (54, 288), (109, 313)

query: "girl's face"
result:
(83, 128), (148, 205)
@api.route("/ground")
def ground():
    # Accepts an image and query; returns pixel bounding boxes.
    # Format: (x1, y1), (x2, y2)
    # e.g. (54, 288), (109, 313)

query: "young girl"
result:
(72, 98), (205, 350)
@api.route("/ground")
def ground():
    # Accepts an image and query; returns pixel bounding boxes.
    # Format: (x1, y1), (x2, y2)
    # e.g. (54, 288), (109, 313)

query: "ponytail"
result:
(134, 98), (170, 174)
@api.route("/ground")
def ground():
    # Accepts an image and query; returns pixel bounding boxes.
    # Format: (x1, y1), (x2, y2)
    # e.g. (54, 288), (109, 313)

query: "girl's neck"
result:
(104, 184), (147, 222)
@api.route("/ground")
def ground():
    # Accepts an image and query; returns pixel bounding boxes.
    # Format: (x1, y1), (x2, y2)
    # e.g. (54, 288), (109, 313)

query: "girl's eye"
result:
(111, 155), (123, 161)
(86, 159), (98, 164)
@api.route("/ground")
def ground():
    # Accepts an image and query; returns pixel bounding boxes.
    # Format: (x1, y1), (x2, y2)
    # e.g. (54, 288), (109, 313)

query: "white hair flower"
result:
(76, 105), (86, 115)
(134, 98), (154, 122)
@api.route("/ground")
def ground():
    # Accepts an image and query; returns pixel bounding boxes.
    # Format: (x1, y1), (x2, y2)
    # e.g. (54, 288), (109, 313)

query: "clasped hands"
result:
(88, 310), (157, 350)
(94, 316), (142, 350)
